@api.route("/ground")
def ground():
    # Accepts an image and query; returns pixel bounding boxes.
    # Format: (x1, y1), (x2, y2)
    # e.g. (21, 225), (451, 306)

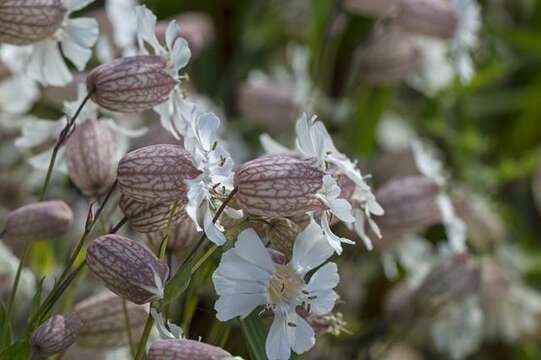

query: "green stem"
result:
(134, 311), (154, 360)
(6, 244), (31, 320)
(39, 92), (93, 201)
(159, 201), (179, 260)
(122, 299), (136, 358)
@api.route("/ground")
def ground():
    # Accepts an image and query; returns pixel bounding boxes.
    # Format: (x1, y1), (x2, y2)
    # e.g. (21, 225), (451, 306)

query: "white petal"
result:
(214, 293), (266, 321)
(290, 219), (334, 276)
(64, 0), (94, 12)
(287, 312), (315, 354)
(265, 312), (291, 360)
(103, 119), (148, 138)
(212, 273), (267, 296)
(15, 118), (65, 148)
(260, 134), (292, 154)
(61, 17), (98, 71)
(306, 263), (339, 292)
(135, 5), (164, 54)
(165, 20), (180, 51)
(204, 206), (226, 246)
(214, 251), (272, 282)
(195, 111), (220, 152)
(29, 148), (68, 174)
(170, 37), (191, 71)
(235, 229), (276, 274)
(27, 40), (72, 86)
(0, 76), (39, 114)
(321, 212), (354, 255)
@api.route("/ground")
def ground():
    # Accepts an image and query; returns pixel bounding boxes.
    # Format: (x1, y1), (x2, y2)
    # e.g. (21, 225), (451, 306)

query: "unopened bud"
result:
(375, 176), (440, 246)
(266, 218), (301, 260)
(3, 200), (73, 243)
(145, 217), (200, 255)
(343, 0), (398, 17)
(0, 0), (66, 45)
(234, 154), (325, 218)
(119, 195), (188, 234)
(237, 77), (297, 130)
(86, 55), (177, 113)
(64, 118), (117, 196)
(86, 234), (169, 304)
(397, 0), (458, 39)
(415, 252), (481, 312)
(117, 144), (201, 204)
(31, 314), (81, 357)
(147, 339), (231, 360)
(74, 291), (148, 348)
(360, 27), (421, 84)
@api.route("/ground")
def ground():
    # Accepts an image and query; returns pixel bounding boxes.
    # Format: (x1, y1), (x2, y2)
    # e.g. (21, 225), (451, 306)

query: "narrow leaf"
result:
(0, 302), (12, 351)
(240, 313), (267, 360)
(0, 339), (31, 360)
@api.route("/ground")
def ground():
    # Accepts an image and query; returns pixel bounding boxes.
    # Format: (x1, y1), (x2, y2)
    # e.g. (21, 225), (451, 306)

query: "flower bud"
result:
(145, 217), (200, 255)
(3, 200), (73, 243)
(415, 252), (480, 312)
(31, 314), (82, 357)
(86, 234), (169, 304)
(117, 144), (201, 204)
(237, 77), (297, 130)
(74, 291), (148, 348)
(0, 0), (66, 45)
(266, 217), (301, 260)
(361, 27), (421, 84)
(343, 0), (398, 17)
(147, 339), (231, 360)
(64, 118), (116, 196)
(234, 154), (325, 218)
(119, 195), (188, 234)
(86, 55), (177, 113)
(397, 0), (457, 39)
(375, 176), (440, 246)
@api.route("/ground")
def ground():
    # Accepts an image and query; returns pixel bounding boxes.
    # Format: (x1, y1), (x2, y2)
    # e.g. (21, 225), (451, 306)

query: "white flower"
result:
(106, 0), (138, 55)
(183, 109), (235, 246)
(452, 0), (481, 82)
(411, 139), (466, 251)
(7, 0), (99, 86)
(212, 221), (339, 360)
(135, 5), (193, 138)
(151, 308), (183, 340)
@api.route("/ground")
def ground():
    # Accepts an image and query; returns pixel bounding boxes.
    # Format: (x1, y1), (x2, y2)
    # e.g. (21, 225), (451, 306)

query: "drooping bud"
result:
(343, 0), (398, 17)
(74, 291), (148, 348)
(360, 27), (421, 84)
(117, 144), (201, 204)
(0, 0), (66, 45)
(119, 195), (188, 234)
(3, 200), (73, 243)
(375, 176), (440, 247)
(415, 252), (481, 313)
(145, 217), (200, 256)
(234, 154), (325, 218)
(86, 55), (177, 113)
(237, 77), (297, 130)
(397, 0), (458, 39)
(64, 118), (117, 196)
(266, 218), (301, 260)
(31, 314), (82, 357)
(86, 234), (169, 304)
(147, 339), (232, 360)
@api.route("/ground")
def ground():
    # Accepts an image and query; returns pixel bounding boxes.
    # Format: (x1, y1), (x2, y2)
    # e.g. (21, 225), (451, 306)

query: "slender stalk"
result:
(122, 299), (136, 358)
(40, 91), (93, 201)
(109, 216), (127, 234)
(159, 201), (179, 260)
(6, 244), (31, 319)
(134, 311), (154, 360)
(191, 245), (218, 275)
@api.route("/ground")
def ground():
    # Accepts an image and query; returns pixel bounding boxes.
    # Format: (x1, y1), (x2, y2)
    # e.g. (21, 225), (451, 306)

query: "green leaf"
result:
(240, 313), (267, 360)
(0, 339), (31, 360)
(0, 302), (12, 351)
(27, 278), (44, 329)
(162, 259), (193, 306)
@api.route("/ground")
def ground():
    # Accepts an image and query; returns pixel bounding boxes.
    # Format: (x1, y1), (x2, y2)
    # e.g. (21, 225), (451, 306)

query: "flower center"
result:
(268, 265), (304, 305)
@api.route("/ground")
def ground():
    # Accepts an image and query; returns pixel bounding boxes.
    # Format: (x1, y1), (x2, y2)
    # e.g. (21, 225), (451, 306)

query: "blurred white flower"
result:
(213, 221), (339, 360)
(411, 139), (466, 252)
